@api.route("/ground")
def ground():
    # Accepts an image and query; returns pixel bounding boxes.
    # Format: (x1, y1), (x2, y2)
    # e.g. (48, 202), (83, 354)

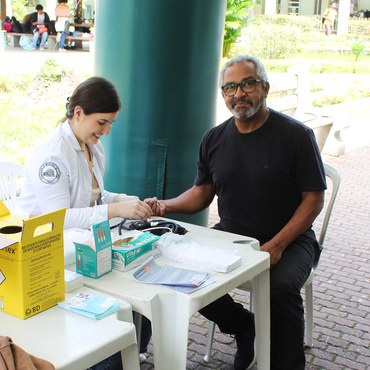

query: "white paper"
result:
(133, 257), (209, 287)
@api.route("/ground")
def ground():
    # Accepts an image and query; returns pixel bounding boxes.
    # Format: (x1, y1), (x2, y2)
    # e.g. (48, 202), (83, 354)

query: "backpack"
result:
(19, 35), (33, 50)
(12, 18), (23, 33)
(4, 22), (12, 32)
(22, 13), (33, 33)
(48, 20), (57, 35)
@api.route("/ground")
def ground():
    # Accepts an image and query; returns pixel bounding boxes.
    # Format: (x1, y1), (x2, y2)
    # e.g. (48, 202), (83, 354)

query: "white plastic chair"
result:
(204, 162), (341, 362)
(0, 160), (25, 213)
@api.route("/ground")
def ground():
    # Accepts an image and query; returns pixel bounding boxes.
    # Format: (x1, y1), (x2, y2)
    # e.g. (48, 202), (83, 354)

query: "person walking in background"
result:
(30, 4), (50, 50)
(55, 0), (71, 52)
(323, 2), (337, 36)
(146, 54), (326, 370)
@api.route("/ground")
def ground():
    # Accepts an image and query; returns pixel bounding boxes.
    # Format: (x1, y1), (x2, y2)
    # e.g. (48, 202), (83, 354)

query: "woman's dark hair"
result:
(4, 16), (10, 22)
(66, 77), (121, 119)
(58, 0), (68, 3)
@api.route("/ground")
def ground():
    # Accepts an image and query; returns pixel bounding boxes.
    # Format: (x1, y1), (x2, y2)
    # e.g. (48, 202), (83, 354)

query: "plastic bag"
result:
(19, 35), (33, 50)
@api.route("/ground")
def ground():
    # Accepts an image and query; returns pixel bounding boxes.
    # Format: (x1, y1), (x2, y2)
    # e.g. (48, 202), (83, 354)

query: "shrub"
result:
(351, 38), (366, 61)
(223, 0), (254, 58)
(253, 14), (318, 33)
(348, 17), (370, 37)
(37, 59), (65, 84)
(235, 23), (300, 59)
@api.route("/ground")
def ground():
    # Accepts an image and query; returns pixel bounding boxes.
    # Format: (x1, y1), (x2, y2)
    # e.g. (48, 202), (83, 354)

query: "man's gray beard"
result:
(230, 96), (264, 120)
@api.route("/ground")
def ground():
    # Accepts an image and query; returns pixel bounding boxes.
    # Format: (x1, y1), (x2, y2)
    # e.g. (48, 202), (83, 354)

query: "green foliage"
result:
(235, 23), (300, 59)
(312, 86), (370, 107)
(254, 14), (318, 33)
(0, 75), (64, 164)
(348, 17), (370, 37)
(351, 38), (365, 61)
(37, 60), (65, 84)
(10, 0), (29, 20)
(223, 0), (254, 58)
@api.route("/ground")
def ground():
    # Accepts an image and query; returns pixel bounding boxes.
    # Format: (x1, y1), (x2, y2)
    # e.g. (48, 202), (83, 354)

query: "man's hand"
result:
(260, 241), (284, 267)
(144, 197), (166, 216)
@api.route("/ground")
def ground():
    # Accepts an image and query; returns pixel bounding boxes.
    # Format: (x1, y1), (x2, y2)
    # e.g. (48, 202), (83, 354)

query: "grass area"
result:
(0, 59), (84, 165)
(1, 17), (370, 165)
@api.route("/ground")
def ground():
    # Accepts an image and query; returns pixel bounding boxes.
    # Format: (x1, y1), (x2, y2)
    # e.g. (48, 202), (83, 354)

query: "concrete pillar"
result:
(337, 0), (350, 35)
(1, 0), (6, 21)
(95, 0), (226, 226)
(264, 0), (277, 14)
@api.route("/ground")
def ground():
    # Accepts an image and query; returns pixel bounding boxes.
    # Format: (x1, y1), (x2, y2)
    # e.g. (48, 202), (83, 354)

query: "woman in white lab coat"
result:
(17, 76), (153, 229)
(17, 76), (152, 368)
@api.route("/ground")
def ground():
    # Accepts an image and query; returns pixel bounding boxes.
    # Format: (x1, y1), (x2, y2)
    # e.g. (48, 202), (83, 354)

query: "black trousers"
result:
(88, 314), (152, 370)
(199, 230), (319, 370)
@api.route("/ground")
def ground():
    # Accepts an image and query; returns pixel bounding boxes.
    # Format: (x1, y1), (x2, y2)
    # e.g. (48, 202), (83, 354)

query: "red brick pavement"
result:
(140, 144), (370, 370)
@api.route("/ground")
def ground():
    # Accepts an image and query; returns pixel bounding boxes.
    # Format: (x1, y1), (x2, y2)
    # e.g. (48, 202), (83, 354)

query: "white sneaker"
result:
(59, 48), (67, 53)
(139, 353), (146, 363)
(39, 47), (45, 51)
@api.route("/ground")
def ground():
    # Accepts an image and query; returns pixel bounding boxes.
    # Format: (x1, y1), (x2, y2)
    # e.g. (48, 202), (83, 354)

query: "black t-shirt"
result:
(195, 109), (326, 243)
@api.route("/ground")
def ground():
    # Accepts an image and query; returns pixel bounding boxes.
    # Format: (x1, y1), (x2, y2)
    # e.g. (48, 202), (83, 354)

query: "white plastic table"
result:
(75, 220), (271, 370)
(0, 287), (140, 370)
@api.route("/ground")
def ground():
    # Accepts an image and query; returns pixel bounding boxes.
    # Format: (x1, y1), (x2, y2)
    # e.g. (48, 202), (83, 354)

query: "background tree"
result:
(10, 0), (29, 20)
(223, 0), (253, 58)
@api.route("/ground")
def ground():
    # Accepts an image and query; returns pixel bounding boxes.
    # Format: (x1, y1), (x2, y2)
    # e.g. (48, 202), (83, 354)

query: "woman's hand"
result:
(144, 197), (166, 216)
(108, 199), (153, 220)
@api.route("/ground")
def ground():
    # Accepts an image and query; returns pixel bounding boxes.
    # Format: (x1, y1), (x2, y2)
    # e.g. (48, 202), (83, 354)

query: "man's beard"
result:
(229, 96), (264, 120)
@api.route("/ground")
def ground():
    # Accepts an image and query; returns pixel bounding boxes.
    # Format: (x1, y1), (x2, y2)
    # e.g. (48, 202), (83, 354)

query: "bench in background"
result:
(268, 67), (335, 153)
(6, 32), (94, 51)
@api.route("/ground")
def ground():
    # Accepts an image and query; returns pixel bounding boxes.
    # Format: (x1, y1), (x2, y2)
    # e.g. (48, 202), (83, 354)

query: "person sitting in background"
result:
(4, 16), (12, 32)
(55, 0), (71, 52)
(11, 16), (24, 33)
(30, 4), (50, 50)
(16, 77), (153, 367)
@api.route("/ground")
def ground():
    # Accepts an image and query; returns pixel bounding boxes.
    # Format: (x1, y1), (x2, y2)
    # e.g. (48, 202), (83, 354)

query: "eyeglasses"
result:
(221, 79), (264, 96)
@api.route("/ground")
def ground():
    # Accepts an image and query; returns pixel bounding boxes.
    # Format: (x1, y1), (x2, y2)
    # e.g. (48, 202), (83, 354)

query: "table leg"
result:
(252, 268), (270, 370)
(121, 343), (140, 370)
(150, 294), (190, 370)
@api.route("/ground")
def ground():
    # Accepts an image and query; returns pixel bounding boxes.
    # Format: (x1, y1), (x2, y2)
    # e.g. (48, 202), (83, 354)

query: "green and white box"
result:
(112, 231), (161, 272)
(74, 220), (112, 279)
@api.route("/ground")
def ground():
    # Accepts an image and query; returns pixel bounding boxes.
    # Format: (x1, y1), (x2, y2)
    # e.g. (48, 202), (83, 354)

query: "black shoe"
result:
(234, 311), (255, 370)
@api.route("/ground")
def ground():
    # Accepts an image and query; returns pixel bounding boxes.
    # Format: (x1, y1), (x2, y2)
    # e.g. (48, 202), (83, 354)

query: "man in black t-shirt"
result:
(146, 55), (326, 370)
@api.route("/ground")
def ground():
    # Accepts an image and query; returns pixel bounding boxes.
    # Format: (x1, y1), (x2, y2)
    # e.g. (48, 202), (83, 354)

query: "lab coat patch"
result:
(39, 162), (61, 184)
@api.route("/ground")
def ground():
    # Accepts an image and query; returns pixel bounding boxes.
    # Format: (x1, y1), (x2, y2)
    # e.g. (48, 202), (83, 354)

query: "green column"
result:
(95, 0), (226, 226)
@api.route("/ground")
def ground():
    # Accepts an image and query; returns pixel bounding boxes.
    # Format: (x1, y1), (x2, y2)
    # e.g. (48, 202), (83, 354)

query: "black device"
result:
(117, 219), (187, 236)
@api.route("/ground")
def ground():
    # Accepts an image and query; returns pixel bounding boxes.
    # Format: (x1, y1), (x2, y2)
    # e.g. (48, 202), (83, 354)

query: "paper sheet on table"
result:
(154, 232), (242, 273)
(164, 278), (216, 294)
(133, 257), (209, 287)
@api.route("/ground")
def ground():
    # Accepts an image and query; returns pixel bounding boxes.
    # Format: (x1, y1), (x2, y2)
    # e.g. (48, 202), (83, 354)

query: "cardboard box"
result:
(74, 219), (112, 278)
(64, 269), (84, 292)
(0, 201), (66, 319)
(112, 231), (161, 272)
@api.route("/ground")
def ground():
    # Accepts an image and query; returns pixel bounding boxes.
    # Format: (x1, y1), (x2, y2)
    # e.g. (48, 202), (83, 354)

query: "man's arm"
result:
(145, 183), (215, 216)
(261, 190), (324, 266)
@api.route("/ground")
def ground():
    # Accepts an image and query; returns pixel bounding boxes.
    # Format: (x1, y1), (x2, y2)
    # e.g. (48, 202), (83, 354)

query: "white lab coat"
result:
(17, 121), (131, 230)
